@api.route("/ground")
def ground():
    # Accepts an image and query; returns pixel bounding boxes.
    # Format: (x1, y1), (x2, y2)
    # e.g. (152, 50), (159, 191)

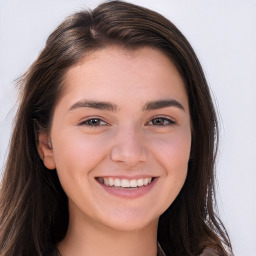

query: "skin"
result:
(38, 45), (191, 256)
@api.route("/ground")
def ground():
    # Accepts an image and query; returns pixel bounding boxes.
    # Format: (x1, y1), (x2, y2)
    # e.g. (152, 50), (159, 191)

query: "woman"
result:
(0, 1), (232, 255)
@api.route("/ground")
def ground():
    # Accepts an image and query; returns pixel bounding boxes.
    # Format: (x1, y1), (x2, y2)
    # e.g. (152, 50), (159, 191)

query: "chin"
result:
(95, 207), (160, 232)
(104, 217), (158, 232)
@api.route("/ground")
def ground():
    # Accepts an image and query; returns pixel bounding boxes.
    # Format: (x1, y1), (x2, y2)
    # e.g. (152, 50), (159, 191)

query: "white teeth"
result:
(109, 178), (114, 186)
(143, 178), (149, 185)
(114, 178), (121, 187)
(98, 177), (154, 188)
(129, 179), (137, 187)
(144, 178), (152, 185)
(103, 178), (109, 186)
(121, 179), (130, 188)
(137, 178), (144, 187)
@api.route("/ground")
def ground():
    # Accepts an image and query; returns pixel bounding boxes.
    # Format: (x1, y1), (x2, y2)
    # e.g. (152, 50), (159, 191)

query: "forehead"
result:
(60, 45), (188, 109)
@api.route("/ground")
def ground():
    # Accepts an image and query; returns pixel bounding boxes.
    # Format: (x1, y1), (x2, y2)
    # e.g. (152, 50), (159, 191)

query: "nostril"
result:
(110, 136), (147, 165)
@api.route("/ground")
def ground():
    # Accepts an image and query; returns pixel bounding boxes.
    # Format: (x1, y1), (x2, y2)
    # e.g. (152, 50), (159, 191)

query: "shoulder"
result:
(198, 247), (219, 256)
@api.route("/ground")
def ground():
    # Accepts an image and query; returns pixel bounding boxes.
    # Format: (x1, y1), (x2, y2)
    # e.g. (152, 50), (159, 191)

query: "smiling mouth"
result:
(96, 177), (155, 189)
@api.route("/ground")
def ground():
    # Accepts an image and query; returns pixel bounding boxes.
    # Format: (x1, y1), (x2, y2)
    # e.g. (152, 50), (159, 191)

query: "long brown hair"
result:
(0, 1), (232, 255)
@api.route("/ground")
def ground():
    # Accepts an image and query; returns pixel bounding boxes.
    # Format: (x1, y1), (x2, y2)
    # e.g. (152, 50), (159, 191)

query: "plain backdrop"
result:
(0, 0), (255, 255)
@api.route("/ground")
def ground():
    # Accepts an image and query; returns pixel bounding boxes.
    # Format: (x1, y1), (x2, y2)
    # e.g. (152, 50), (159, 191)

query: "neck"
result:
(58, 211), (158, 256)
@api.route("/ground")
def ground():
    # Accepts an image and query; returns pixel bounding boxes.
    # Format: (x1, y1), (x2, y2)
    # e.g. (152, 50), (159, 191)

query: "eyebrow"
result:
(142, 99), (185, 111)
(68, 99), (185, 112)
(69, 100), (118, 112)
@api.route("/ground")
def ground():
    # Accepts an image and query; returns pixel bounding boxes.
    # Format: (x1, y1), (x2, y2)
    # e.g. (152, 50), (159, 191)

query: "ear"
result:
(37, 132), (56, 170)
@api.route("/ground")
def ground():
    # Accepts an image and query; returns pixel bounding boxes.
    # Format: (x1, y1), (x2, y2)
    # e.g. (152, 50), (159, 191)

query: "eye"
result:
(147, 117), (176, 126)
(78, 118), (109, 127)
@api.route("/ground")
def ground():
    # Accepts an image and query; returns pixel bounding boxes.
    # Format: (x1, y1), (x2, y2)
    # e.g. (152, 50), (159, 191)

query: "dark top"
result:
(157, 244), (218, 256)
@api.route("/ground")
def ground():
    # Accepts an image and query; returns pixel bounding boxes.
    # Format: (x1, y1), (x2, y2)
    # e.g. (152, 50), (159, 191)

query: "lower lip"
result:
(96, 178), (158, 199)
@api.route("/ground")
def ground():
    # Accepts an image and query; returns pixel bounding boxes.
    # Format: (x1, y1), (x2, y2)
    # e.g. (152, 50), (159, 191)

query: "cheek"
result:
(169, 133), (191, 168)
(51, 128), (109, 178)
(149, 130), (191, 207)
(151, 128), (191, 171)
(164, 131), (191, 186)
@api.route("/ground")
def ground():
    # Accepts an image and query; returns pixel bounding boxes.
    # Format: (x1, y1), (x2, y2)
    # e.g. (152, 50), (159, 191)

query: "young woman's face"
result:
(40, 46), (191, 232)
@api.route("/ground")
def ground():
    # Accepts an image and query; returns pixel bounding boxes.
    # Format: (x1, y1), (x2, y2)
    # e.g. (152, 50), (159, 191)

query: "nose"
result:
(110, 126), (148, 167)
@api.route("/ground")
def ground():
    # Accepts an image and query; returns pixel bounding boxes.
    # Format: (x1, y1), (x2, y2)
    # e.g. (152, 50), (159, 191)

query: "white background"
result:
(0, 0), (255, 255)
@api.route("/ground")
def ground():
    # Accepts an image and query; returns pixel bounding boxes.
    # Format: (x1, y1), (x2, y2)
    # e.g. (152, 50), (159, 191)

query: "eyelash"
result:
(78, 118), (109, 127)
(147, 117), (176, 126)
(78, 117), (176, 127)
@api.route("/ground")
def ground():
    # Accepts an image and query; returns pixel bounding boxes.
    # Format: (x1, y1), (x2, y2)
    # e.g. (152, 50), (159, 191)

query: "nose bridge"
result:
(110, 123), (147, 166)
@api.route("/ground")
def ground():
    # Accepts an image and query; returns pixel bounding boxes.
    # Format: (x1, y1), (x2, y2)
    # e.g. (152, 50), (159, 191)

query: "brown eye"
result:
(78, 118), (108, 127)
(87, 119), (101, 126)
(149, 117), (175, 126)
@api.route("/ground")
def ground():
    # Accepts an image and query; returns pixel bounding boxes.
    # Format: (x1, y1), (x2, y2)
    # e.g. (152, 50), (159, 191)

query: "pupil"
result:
(90, 119), (99, 125)
(153, 118), (163, 125)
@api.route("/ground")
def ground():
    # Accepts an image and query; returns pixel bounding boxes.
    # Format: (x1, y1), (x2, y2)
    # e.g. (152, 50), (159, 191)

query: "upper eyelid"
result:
(147, 116), (176, 123)
(147, 119), (176, 126)
(77, 117), (109, 126)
